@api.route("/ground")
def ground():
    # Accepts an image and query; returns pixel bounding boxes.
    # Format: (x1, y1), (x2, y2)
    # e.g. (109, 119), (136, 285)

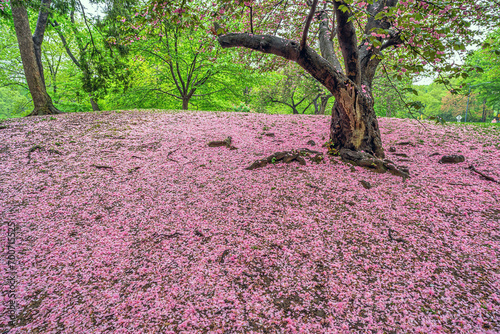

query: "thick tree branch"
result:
(151, 87), (182, 99)
(32, 0), (51, 47)
(32, 0), (52, 87)
(333, 0), (361, 84)
(301, 0), (319, 49)
(217, 32), (346, 96)
(318, 10), (344, 73)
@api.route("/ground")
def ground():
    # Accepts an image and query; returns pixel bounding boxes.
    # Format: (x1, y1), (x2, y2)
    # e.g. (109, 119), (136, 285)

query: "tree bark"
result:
(11, 0), (60, 116)
(330, 86), (384, 157)
(182, 97), (189, 110)
(313, 94), (320, 114)
(32, 0), (52, 88)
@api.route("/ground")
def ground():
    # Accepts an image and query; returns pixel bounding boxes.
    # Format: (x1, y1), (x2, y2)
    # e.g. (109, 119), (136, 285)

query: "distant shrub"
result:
(233, 102), (251, 113)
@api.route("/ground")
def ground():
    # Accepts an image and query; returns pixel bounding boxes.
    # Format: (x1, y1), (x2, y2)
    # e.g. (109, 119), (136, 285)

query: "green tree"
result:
(461, 28), (500, 121)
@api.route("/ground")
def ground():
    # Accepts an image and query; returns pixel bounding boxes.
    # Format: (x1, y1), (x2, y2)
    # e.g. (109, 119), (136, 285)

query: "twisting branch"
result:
(51, 20), (81, 68)
(77, 0), (100, 58)
(301, 0), (319, 49)
(217, 32), (346, 96)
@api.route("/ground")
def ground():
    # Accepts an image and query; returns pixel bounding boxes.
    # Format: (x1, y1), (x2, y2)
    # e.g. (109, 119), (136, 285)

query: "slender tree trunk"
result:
(320, 95), (331, 115)
(386, 96), (391, 117)
(182, 97), (189, 110)
(330, 86), (384, 158)
(89, 94), (100, 112)
(313, 94), (320, 114)
(481, 98), (487, 122)
(11, 0), (60, 116)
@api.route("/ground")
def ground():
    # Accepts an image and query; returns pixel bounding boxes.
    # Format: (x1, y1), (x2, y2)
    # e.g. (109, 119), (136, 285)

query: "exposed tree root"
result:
(28, 104), (62, 116)
(339, 149), (410, 181)
(208, 136), (238, 150)
(360, 180), (372, 189)
(388, 228), (407, 243)
(396, 141), (415, 146)
(246, 148), (323, 170)
(469, 165), (499, 184)
(246, 147), (410, 180)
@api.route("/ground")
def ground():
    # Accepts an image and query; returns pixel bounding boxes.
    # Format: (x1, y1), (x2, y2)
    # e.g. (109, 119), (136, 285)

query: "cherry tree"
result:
(142, 0), (498, 158)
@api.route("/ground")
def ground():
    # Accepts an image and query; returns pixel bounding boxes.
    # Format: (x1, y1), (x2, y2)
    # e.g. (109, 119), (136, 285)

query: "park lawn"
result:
(1, 110), (499, 333)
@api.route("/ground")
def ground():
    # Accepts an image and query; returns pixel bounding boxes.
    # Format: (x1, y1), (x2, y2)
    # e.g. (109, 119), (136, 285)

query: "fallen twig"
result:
(243, 272), (257, 278)
(128, 167), (141, 173)
(27, 145), (44, 162)
(91, 164), (114, 170)
(166, 148), (179, 163)
(388, 229), (406, 243)
(306, 183), (321, 190)
(47, 148), (62, 155)
(219, 249), (230, 263)
(469, 165), (499, 184)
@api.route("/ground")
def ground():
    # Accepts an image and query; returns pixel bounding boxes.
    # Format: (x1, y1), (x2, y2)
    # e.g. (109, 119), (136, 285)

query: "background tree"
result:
(460, 28), (500, 121)
(10, 0), (60, 115)
(50, 7), (130, 111)
(140, 26), (224, 110)
(259, 64), (319, 115)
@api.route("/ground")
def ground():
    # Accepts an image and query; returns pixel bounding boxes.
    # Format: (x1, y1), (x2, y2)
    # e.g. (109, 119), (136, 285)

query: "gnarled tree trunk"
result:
(330, 87), (384, 157)
(217, 32), (385, 158)
(11, 0), (60, 116)
(215, 0), (400, 158)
